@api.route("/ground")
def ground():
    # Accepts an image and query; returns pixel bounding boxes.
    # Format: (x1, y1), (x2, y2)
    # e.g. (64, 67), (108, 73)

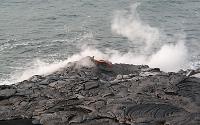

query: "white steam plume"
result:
(1, 3), (189, 85)
(111, 3), (188, 72)
(17, 37), (188, 83)
(148, 40), (188, 72)
(111, 3), (159, 50)
(4, 47), (107, 84)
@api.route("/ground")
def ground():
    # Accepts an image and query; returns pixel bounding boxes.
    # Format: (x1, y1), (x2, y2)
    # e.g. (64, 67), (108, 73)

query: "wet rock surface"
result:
(0, 57), (200, 125)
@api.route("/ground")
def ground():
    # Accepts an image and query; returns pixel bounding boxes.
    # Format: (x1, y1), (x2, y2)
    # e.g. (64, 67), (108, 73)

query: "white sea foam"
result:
(0, 3), (189, 85)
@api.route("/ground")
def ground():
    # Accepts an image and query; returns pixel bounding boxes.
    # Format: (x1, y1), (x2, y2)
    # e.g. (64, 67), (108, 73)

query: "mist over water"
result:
(0, 1), (199, 85)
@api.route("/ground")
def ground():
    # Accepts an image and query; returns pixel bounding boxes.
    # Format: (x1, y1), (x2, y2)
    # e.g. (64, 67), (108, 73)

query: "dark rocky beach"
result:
(0, 57), (199, 125)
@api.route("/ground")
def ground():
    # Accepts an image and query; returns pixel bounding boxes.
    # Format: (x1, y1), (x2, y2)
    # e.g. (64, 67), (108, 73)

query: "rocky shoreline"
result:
(0, 57), (199, 125)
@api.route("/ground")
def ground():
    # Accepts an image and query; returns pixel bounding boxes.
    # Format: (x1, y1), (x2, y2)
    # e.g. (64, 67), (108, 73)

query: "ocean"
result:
(0, 0), (200, 84)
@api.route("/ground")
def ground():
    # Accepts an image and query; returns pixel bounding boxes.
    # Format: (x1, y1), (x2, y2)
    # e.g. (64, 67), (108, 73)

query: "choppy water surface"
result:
(0, 0), (200, 84)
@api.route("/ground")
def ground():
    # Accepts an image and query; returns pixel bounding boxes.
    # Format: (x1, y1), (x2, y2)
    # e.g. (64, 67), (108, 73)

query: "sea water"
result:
(0, 0), (200, 84)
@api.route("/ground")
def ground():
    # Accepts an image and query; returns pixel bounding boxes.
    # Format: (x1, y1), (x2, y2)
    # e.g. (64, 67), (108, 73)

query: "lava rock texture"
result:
(0, 57), (199, 125)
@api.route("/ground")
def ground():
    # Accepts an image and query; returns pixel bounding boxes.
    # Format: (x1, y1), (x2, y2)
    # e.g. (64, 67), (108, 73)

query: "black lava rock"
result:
(0, 57), (199, 125)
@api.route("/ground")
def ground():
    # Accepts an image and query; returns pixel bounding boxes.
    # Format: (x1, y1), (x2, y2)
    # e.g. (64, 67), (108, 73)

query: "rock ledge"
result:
(0, 57), (199, 125)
